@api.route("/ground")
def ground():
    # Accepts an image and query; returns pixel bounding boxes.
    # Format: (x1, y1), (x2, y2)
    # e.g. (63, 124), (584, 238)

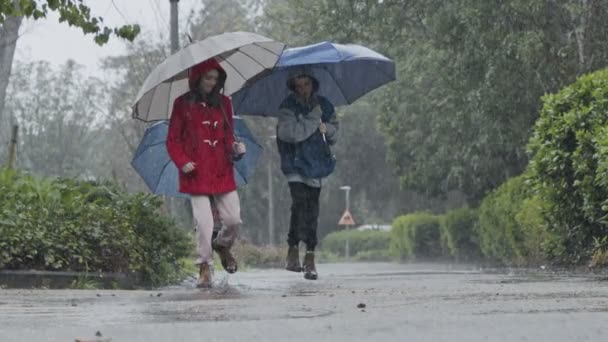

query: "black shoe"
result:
(302, 251), (318, 280)
(285, 245), (302, 272)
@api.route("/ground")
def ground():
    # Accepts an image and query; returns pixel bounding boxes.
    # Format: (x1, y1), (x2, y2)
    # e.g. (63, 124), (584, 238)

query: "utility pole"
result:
(339, 185), (353, 259)
(166, 0), (180, 224)
(340, 185), (351, 211)
(268, 157), (275, 245)
(268, 135), (276, 245)
(7, 125), (18, 169)
(170, 0), (180, 54)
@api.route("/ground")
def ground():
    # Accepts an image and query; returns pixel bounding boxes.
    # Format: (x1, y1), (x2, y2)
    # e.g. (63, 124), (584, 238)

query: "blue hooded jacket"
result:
(276, 94), (338, 179)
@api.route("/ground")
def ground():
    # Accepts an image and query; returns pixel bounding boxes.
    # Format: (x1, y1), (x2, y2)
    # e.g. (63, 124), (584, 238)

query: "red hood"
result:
(189, 58), (226, 90)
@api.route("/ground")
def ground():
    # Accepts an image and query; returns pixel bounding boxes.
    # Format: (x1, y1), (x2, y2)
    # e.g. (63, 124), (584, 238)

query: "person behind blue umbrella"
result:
(276, 69), (339, 280)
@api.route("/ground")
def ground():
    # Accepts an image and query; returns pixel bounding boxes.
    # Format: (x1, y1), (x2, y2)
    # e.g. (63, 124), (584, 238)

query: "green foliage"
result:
(316, 250), (341, 263)
(477, 175), (553, 266)
(0, 0), (140, 45)
(441, 208), (480, 261)
(390, 212), (446, 260)
(478, 176), (529, 265)
(70, 275), (102, 290)
(590, 236), (608, 268)
(528, 68), (608, 264)
(260, 0), (608, 204)
(0, 169), (193, 287)
(321, 229), (391, 257)
(353, 249), (392, 262)
(515, 195), (556, 265)
(232, 242), (286, 269)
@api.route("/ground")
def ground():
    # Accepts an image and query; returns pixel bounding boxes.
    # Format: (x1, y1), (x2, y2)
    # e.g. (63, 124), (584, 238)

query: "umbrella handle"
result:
(319, 119), (333, 157)
(320, 119), (327, 144)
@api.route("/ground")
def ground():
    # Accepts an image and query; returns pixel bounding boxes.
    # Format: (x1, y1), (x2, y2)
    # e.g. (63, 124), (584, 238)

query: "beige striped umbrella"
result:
(132, 31), (285, 122)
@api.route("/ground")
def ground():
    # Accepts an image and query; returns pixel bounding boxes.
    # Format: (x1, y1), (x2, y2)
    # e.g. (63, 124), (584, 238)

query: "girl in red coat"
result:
(167, 58), (246, 288)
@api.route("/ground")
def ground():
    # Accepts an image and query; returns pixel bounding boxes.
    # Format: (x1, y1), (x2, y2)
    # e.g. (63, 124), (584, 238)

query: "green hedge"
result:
(477, 175), (553, 266)
(321, 229), (391, 257)
(477, 176), (528, 265)
(390, 212), (446, 260)
(353, 249), (392, 262)
(233, 242), (285, 269)
(590, 236), (608, 268)
(0, 169), (193, 287)
(527, 68), (608, 264)
(441, 208), (480, 262)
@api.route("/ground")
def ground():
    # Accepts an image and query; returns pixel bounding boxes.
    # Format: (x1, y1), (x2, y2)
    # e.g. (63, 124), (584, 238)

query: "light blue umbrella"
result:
(231, 41), (396, 116)
(131, 117), (263, 197)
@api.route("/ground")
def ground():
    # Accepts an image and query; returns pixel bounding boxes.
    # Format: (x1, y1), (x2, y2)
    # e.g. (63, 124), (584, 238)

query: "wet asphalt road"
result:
(0, 262), (607, 342)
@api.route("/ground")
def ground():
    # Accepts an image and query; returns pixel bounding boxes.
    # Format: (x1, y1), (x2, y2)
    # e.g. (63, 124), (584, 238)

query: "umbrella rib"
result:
(361, 62), (397, 97)
(319, 64), (350, 104)
(140, 140), (168, 149)
(217, 55), (248, 85)
(367, 59), (397, 82)
(166, 76), (175, 118)
(157, 79), (171, 122)
(156, 158), (173, 190)
(319, 59), (395, 105)
(235, 164), (246, 184)
(252, 41), (283, 57)
(150, 79), (166, 121)
(234, 48), (267, 70)
(347, 59), (396, 100)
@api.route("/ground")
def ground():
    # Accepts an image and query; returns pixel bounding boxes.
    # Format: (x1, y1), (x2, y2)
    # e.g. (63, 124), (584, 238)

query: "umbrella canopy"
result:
(133, 31), (285, 122)
(231, 41), (395, 116)
(131, 117), (263, 197)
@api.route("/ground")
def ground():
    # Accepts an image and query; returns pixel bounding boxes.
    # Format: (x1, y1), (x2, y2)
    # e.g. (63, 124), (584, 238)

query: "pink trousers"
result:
(191, 191), (241, 265)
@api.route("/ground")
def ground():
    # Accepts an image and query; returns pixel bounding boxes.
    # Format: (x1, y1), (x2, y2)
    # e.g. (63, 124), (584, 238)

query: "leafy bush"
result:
(515, 195), (556, 265)
(478, 176), (528, 265)
(477, 174), (554, 266)
(0, 169), (193, 287)
(590, 236), (608, 268)
(317, 250), (341, 263)
(527, 68), (608, 264)
(321, 229), (391, 257)
(232, 242), (286, 269)
(353, 249), (392, 262)
(441, 208), (480, 261)
(390, 212), (445, 260)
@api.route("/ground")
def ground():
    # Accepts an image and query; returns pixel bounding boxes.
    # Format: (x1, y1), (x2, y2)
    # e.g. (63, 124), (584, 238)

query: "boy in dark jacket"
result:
(276, 70), (339, 280)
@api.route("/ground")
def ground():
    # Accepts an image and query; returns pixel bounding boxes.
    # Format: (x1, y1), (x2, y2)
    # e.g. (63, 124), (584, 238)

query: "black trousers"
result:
(288, 182), (321, 251)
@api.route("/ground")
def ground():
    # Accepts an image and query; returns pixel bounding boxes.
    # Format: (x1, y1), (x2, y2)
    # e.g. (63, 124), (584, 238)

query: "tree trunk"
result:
(569, 0), (594, 73)
(0, 13), (23, 122)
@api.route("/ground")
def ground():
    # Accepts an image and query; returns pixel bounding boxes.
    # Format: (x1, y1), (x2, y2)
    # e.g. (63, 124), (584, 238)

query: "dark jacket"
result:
(276, 94), (339, 178)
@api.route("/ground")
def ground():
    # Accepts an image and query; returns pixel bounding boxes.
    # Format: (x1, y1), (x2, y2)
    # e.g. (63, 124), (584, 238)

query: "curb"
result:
(0, 270), (136, 289)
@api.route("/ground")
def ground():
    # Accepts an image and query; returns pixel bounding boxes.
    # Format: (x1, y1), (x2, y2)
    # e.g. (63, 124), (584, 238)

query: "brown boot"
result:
(212, 241), (238, 274)
(285, 245), (302, 272)
(197, 263), (213, 288)
(302, 251), (318, 280)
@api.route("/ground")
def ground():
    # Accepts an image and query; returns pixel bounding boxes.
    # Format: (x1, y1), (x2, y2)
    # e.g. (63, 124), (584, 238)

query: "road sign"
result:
(339, 210), (355, 226)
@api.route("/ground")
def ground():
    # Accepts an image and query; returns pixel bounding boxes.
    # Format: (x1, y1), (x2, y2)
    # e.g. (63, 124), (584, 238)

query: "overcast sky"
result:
(14, 0), (203, 78)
